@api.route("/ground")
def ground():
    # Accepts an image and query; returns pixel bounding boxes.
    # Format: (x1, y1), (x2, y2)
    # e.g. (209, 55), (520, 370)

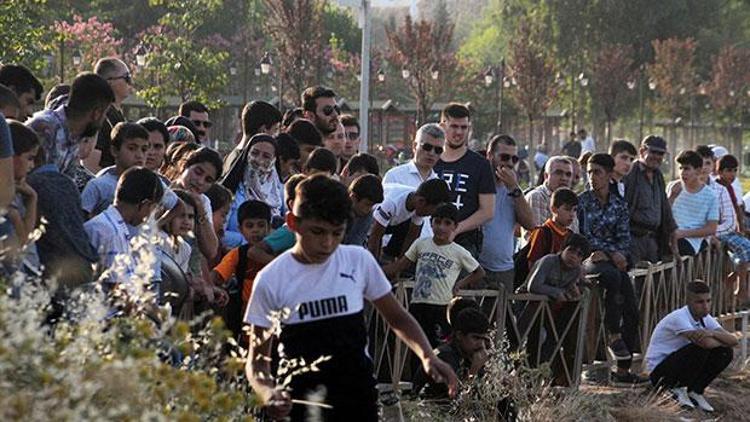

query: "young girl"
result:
(159, 190), (196, 271)
(7, 121), (39, 248)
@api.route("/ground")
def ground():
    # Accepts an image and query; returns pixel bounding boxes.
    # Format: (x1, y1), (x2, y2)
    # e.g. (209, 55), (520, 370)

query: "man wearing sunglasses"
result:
(340, 114), (360, 162)
(92, 58), (133, 170)
(179, 100), (212, 144)
(301, 86), (339, 135)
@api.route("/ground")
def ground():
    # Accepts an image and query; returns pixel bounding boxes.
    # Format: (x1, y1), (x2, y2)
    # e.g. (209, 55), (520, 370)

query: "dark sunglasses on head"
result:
(420, 143), (444, 155)
(497, 153), (519, 164)
(108, 73), (132, 85)
(322, 105), (341, 116)
(192, 120), (213, 129)
(346, 132), (359, 141)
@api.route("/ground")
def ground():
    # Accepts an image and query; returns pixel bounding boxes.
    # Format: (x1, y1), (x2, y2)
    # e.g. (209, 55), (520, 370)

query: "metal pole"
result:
(571, 68), (576, 131)
(358, 0), (371, 153)
(498, 58), (505, 133)
(639, 68), (644, 141)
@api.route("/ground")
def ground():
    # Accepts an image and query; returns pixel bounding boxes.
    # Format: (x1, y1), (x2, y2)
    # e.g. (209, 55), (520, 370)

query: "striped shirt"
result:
(667, 181), (719, 254)
(707, 179), (735, 236)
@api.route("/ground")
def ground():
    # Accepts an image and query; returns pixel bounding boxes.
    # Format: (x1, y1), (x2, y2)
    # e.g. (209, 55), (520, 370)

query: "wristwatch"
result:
(508, 187), (522, 198)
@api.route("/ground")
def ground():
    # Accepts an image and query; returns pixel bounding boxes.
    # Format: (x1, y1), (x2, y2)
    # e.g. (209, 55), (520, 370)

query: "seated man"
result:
(645, 281), (737, 412)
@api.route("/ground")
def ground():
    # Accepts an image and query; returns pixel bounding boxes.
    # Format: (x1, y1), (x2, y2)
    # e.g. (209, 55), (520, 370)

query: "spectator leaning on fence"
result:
(623, 135), (678, 264)
(608, 139), (637, 197)
(645, 281), (738, 412)
(667, 150), (719, 257)
(578, 153), (645, 385)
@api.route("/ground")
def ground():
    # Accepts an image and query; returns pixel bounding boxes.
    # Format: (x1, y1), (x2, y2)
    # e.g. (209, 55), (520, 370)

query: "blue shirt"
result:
(479, 184), (517, 272)
(668, 181), (720, 254)
(81, 166), (178, 217)
(84, 205), (134, 284)
(578, 189), (631, 254)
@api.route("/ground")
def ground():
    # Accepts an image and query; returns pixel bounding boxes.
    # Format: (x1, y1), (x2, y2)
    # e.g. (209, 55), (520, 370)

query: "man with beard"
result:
(92, 58), (134, 170)
(301, 86), (339, 136)
(434, 103), (495, 258)
(180, 100), (212, 144)
(27, 72), (114, 174)
(0, 64), (44, 120)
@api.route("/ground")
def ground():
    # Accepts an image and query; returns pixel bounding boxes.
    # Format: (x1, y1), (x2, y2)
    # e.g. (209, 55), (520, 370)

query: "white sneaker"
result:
(688, 392), (714, 412)
(670, 387), (695, 409)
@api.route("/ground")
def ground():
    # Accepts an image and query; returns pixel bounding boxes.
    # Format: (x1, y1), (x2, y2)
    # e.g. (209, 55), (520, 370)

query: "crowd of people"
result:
(0, 58), (743, 419)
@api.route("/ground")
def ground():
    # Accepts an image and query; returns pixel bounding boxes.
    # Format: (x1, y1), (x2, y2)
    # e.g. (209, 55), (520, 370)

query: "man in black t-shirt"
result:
(435, 103), (495, 258)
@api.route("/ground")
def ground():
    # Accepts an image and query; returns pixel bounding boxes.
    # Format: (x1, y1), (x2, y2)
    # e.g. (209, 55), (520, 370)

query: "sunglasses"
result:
(420, 143), (444, 155)
(107, 73), (132, 85)
(322, 105), (341, 116)
(192, 120), (213, 129)
(496, 153), (519, 164)
(346, 132), (359, 141)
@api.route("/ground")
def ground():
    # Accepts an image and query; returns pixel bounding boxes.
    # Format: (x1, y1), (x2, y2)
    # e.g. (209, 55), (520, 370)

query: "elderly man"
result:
(91, 57), (133, 169)
(523, 156), (578, 240)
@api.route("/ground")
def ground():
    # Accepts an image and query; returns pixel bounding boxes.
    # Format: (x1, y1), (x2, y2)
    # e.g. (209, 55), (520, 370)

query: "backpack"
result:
(225, 244), (252, 340)
(513, 225), (552, 291)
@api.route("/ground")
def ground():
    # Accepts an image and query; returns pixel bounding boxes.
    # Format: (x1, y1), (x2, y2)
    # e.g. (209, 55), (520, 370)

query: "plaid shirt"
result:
(26, 105), (81, 173)
(578, 189), (631, 254)
(523, 183), (579, 240)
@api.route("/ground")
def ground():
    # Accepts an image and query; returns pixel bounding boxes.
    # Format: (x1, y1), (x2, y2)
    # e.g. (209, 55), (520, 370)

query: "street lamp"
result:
(401, 67), (410, 79)
(135, 44), (148, 68)
(260, 52), (272, 75)
(254, 67), (261, 77)
(648, 79), (657, 91)
(377, 68), (385, 83)
(578, 73), (589, 87)
(229, 62), (238, 76)
(484, 68), (494, 87)
(430, 64), (439, 81)
(72, 49), (82, 67)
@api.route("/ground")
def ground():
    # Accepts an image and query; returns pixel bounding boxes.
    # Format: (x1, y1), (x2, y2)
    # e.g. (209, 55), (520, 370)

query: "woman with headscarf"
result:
(221, 134), (284, 248)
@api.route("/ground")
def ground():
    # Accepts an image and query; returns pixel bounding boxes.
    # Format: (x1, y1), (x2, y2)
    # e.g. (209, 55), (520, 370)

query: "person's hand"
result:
(213, 287), (229, 307)
(188, 192), (207, 221)
(590, 251), (609, 262)
(565, 285), (582, 301)
(710, 236), (721, 248)
(15, 180), (36, 199)
(669, 231), (679, 257)
(453, 279), (470, 295)
(495, 165), (519, 190)
(422, 354), (459, 398)
(610, 252), (628, 272)
(686, 330), (710, 343)
(668, 182), (682, 199)
(673, 229), (685, 240)
(469, 347), (489, 375)
(264, 389), (292, 420)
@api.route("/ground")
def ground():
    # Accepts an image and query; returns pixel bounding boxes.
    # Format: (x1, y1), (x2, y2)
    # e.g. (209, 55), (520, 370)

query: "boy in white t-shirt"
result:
(645, 281), (737, 412)
(244, 174), (456, 421)
(384, 203), (485, 346)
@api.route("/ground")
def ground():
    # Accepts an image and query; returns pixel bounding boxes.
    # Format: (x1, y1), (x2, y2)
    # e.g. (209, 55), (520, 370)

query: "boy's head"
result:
(431, 202), (458, 240)
(609, 139), (637, 179)
(676, 150), (704, 185)
(137, 117), (170, 171)
(452, 308), (489, 356)
(586, 153), (614, 192)
(560, 233), (590, 269)
(205, 183), (233, 232)
(717, 154), (739, 184)
(284, 173), (307, 211)
(349, 174), (383, 218)
(695, 145), (715, 180)
(686, 280), (711, 318)
(237, 199), (272, 244)
(550, 187), (578, 227)
(115, 167), (165, 224)
(414, 179), (451, 216)
(303, 147), (338, 175)
(341, 152), (379, 186)
(9, 120), (40, 181)
(289, 174), (352, 263)
(287, 118), (323, 165)
(111, 122), (150, 169)
(447, 296), (480, 326)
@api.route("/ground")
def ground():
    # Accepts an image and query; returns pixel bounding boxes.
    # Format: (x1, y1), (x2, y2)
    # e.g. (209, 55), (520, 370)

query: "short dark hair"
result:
(349, 174), (384, 203)
(284, 174), (307, 206)
(340, 113), (360, 132)
(288, 119), (323, 147)
(294, 173), (352, 225)
(111, 122), (149, 150)
(45, 84), (70, 109)
(676, 150), (703, 169)
(562, 233), (591, 258)
(415, 179), (450, 205)
(67, 72), (115, 115)
(587, 153), (615, 172)
(447, 297), (479, 326)
(303, 147), (338, 175)
(0, 64), (43, 100)
(115, 167), (164, 204)
(687, 280), (710, 295)
(695, 145), (714, 159)
(8, 120), (40, 155)
(282, 107), (304, 129)
(242, 100), (282, 137)
(137, 117), (170, 146)
(183, 147), (223, 178)
(551, 187), (578, 208)
(179, 100), (208, 116)
(609, 139), (637, 157)
(488, 134), (516, 154)
(238, 199), (272, 225)
(345, 153), (379, 176)
(452, 308), (488, 336)
(0, 84), (20, 111)
(94, 57), (125, 79)
(717, 154), (739, 171)
(172, 189), (200, 215)
(301, 86), (336, 112)
(205, 183), (232, 212)
(432, 202), (459, 223)
(276, 133), (301, 161)
(440, 102), (470, 121)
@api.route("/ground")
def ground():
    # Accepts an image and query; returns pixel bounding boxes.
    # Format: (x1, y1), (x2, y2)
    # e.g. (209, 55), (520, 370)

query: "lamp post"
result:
(260, 52), (271, 101)
(72, 49), (82, 67)
(484, 59), (505, 134)
(135, 44), (148, 68)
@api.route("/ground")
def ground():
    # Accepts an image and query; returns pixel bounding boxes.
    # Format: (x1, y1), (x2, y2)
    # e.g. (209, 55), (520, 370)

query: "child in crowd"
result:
(161, 142), (200, 182)
(384, 203), (485, 347)
(245, 174), (456, 421)
(368, 179), (451, 261)
(159, 190), (198, 272)
(302, 147), (338, 176)
(609, 139), (637, 197)
(343, 174), (384, 246)
(84, 167), (164, 287)
(210, 200), (272, 340)
(525, 187), (578, 273)
(204, 183), (233, 264)
(7, 121), (39, 247)
(340, 152), (380, 186)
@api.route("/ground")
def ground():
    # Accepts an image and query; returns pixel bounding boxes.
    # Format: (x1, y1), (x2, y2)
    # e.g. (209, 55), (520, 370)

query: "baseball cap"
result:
(642, 135), (667, 153)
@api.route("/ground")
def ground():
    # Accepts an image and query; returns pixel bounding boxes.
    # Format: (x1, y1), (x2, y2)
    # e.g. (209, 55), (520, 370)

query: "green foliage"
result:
(0, 0), (55, 74)
(322, 3), (361, 54)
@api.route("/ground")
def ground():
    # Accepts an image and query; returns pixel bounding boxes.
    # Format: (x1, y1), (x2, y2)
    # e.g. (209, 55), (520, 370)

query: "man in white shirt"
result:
(645, 281), (737, 412)
(579, 128), (596, 154)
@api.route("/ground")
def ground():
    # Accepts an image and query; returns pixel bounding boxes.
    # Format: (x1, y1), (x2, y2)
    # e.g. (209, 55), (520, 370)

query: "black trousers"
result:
(678, 238), (707, 257)
(649, 344), (733, 394)
(585, 260), (640, 368)
(409, 303), (449, 347)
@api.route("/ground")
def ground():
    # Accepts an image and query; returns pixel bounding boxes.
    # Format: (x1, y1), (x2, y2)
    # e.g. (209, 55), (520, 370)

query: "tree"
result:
(53, 15), (123, 79)
(706, 44), (750, 123)
(0, 1), (54, 73)
(386, 14), (456, 125)
(648, 38), (697, 120)
(508, 19), (557, 153)
(590, 44), (635, 143)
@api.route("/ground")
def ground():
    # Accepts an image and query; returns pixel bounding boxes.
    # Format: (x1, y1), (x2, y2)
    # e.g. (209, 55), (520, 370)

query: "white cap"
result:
(711, 145), (729, 158)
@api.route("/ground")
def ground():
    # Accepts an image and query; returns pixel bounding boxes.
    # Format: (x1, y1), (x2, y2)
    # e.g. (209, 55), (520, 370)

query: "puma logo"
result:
(339, 270), (357, 283)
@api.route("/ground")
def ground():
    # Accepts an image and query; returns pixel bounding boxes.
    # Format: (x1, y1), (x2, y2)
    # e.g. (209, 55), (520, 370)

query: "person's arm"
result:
(667, 181), (682, 206)
(246, 325), (292, 419)
(453, 266), (485, 293)
(382, 255), (415, 280)
(496, 165), (535, 231)
(0, 158), (12, 210)
(455, 193), (495, 235)
(527, 258), (565, 299)
(193, 197), (219, 261)
(674, 221), (718, 240)
(17, 182), (37, 243)
(372, 293), (458, 396)
(367, 221), (387, 260)
(247, 241), (276, 266)
(399, 222), (422, 256)
(682, 329), (738, 349)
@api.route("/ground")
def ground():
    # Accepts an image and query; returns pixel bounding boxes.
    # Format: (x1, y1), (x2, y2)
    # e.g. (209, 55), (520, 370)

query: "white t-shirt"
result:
(644, 305), (722, 372)
(245, 245), (392, 327)
(372, 184), (424, 228)
(383, 160), (437, 187)
(405, 238), (479, 305)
